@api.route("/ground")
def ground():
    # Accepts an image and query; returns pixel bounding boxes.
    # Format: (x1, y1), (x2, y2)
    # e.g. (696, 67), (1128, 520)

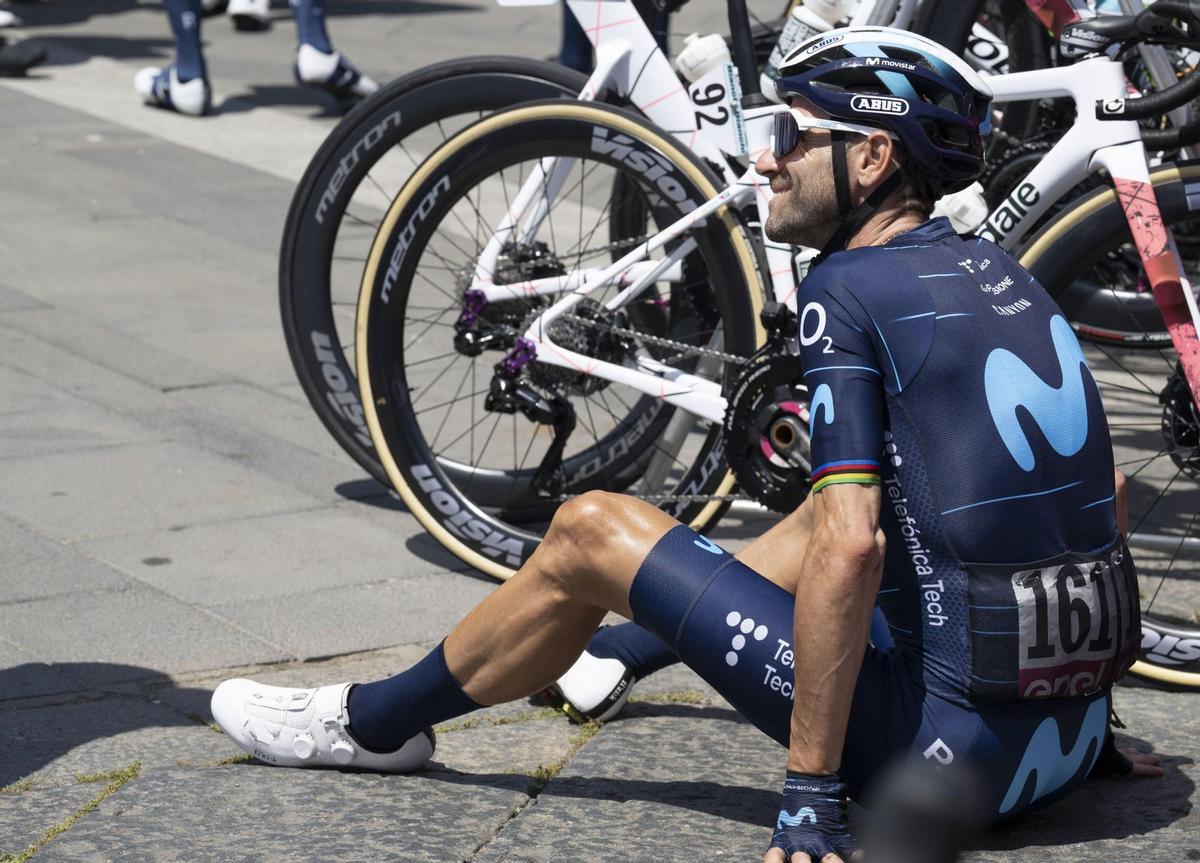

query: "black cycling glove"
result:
(1091, 729), (1134, 777)
(769, 771), (855, 861)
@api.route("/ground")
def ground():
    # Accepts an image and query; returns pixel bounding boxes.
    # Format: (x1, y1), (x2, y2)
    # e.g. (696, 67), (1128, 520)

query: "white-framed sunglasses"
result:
(771, 108), (898, 159)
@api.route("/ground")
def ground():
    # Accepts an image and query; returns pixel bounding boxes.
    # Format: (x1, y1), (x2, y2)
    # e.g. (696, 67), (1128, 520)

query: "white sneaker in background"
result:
(227, 0), (270, 31)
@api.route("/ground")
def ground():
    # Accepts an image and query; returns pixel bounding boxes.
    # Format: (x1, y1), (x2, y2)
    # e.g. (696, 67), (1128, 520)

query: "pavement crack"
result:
(2, 760), (141, 863)
(461, 721), (603, 863)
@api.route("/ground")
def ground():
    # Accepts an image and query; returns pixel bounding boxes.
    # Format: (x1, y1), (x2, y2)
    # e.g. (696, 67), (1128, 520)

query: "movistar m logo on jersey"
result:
(851, 95), (908, 116)
(999, 698), (1106, 814)
(984, 315), (1089, 471)
(810, 383), (834, 433)
(777, 807), (817, 829)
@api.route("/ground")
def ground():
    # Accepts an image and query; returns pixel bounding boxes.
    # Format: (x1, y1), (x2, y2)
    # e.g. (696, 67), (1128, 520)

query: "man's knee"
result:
(543, 490), (627, 581)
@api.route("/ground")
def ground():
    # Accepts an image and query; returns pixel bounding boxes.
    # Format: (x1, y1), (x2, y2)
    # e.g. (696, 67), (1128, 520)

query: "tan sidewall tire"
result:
(357, 102), (765, 581)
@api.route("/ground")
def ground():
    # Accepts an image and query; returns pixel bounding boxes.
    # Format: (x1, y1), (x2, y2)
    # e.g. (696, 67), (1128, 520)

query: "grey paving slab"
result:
(0, 401), (162, 461)
(161, 381), (353, 466)
(474, 712), (780, 863)
(139, 323), (300, 390)
(0, 585), (286, 681)
(0, 325), (168, 418)
(0, 513), (129, 603)
(1, 693), (240, 789)
(0, 441), (320, 542)
(36, 764), (532, 863)
(0, 365), (80, 417)
(207, 572), (495, 659)
(0, 306), (223, 392)
(0, 782), (102, 859)
(0, 280), (47, 314)
(77, 505), (463, 606)
(432, 716), (581, 779)
(126, 394), (384, 505)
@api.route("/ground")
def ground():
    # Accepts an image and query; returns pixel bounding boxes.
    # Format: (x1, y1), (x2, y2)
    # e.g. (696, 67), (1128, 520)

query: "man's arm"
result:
(787, 482), (885, 773)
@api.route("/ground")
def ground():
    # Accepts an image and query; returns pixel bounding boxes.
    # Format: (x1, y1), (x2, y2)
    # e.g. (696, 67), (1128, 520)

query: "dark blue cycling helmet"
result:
(775, 26), (992, 197)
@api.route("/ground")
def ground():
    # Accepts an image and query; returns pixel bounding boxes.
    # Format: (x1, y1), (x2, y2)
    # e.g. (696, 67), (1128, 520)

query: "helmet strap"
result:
(817, 164), (905, 264)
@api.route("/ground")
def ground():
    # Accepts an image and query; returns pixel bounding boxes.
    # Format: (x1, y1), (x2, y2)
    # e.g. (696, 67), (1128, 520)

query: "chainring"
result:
(723, 353), (812, 514)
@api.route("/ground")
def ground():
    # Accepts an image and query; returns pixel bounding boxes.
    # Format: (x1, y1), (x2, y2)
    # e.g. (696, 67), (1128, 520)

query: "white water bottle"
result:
(674, 32), (732, 83)
(760, 0), (857, 103)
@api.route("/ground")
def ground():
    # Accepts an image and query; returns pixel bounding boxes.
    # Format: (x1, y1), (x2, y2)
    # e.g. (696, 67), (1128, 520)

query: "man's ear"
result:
(852, 133), (896, 193)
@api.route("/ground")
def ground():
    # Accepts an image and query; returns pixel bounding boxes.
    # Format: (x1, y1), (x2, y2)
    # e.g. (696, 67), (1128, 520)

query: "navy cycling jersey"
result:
(797, 218), (1139, 702)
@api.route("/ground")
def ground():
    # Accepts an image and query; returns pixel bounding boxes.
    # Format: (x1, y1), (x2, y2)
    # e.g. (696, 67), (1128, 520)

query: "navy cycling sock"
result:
(290, 0), (333, 53)
(587, 622), (678, 678)
(165, 0), (206, 83)
(345, 641), (481, 752)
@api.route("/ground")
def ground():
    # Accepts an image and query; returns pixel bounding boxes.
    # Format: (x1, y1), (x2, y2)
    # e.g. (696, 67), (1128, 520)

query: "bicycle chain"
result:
(556, 312), (750, 365)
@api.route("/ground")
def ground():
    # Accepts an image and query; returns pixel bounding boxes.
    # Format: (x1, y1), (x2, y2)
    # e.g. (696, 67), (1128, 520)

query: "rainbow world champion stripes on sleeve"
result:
(811, 459), (881, 493)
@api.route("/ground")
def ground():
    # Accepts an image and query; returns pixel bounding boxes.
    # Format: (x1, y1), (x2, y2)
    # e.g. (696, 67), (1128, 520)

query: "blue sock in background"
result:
(587, 622), (678, 678)
(165, 0), (206, 82)
(290, 0), (333, 52)
(346, 641), (481, 752)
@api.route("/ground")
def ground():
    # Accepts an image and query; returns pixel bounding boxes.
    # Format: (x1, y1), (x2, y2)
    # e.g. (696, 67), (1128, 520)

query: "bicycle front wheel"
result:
(1019, 160), (1200, 689)
(357, 101), (765, 579)
(280, 57), (590, 485)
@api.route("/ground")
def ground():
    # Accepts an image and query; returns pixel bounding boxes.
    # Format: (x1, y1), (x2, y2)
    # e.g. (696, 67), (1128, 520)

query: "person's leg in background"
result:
(289, 0), (378, 100)
(133, 0), (212, 116)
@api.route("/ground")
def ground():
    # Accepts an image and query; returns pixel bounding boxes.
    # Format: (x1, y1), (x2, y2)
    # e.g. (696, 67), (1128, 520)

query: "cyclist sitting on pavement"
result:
(134, 0), (377, 117)
(211, 27), (1161, 861)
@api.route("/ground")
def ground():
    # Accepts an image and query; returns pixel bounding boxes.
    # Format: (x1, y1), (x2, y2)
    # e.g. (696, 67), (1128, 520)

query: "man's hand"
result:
(763, 773), (858, 863)
(1092, 729), (1165, 779)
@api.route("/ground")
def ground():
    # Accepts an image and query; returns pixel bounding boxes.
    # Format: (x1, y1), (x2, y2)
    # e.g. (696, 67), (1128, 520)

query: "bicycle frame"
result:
(463, 38), (1200, 427)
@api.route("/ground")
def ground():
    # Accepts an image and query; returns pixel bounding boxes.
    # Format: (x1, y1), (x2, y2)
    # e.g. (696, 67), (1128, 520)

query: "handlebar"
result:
(1142, 118), (1200, 149)
(1095, 67), (1200, 120)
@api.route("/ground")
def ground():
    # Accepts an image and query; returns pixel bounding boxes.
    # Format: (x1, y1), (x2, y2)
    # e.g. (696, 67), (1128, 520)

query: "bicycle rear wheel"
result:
(280, 57), (590, 485)
(1019, 161), (1200, 689)
(356, 101), (765, 579)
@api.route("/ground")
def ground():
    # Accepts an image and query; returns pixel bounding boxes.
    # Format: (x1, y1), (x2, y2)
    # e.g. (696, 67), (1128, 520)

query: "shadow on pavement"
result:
(415, 727), (1193, 843)
(215, 84), (350, 117)
(1, 662), (217, 789)
(18, 35), (175, 67)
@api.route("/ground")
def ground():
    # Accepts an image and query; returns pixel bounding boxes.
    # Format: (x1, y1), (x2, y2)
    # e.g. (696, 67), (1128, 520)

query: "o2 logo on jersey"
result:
(983, 315), (1089, 471)
(798, 302), (833, 354)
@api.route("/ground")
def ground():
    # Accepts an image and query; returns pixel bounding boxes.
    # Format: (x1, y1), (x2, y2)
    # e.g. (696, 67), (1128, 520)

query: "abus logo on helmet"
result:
(851, 95), (908, 116)
(806, 33), (844, 54)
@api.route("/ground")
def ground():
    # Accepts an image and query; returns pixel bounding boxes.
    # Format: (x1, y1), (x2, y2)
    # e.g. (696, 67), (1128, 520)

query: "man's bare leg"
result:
(444, 492), (680, 705)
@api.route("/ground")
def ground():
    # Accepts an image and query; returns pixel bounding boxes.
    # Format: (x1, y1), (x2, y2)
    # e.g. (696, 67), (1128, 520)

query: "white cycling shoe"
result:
(211, 679), (435, 772)
(551, 651), (636, 723)
(294, 43), (378, 100)
(133, 65), (210, 117)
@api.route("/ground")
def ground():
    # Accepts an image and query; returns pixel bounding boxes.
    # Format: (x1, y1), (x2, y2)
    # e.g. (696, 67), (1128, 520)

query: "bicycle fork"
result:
(1095, 141), (1200, 410)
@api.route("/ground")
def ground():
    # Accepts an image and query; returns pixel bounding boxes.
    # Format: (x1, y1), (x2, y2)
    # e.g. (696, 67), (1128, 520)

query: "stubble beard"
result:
(764, 167), (839, 249)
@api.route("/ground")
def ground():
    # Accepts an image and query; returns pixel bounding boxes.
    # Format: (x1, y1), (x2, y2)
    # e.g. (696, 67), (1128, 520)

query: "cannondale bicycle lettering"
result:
(796, 218), (1139, 701)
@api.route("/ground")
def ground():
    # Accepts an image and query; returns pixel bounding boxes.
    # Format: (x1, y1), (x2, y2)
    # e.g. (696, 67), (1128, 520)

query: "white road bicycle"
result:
(355, 1), (1200, 687)
(280, 0), (917, 489)
(281, 0), (1186, 490)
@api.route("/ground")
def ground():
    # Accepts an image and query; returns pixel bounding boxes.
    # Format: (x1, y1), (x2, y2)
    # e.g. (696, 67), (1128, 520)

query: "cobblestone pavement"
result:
(0, 2), (1196, 861)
